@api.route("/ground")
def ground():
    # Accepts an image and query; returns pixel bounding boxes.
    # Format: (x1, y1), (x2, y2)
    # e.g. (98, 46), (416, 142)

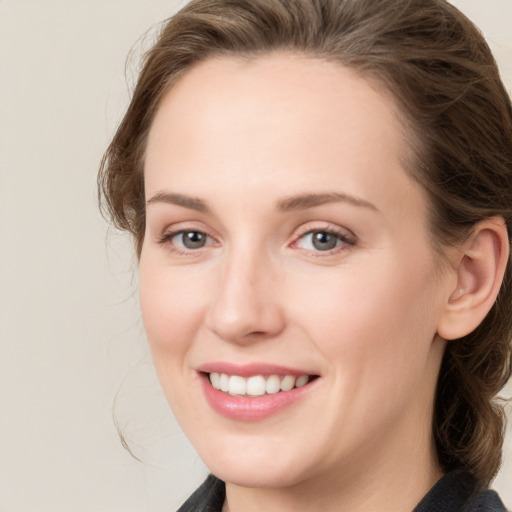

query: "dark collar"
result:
(177, 471), (507, 512)
(177, 474), (225, 512)
(414, 471), (506, 512)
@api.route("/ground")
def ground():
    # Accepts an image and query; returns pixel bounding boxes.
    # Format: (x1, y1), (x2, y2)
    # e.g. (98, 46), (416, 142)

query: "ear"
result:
(437, 217), (510, 341)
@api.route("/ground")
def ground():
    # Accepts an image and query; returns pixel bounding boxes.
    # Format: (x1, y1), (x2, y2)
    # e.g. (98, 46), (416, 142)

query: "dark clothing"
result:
(177, 471), (508, 511)
(177, 474), (225, 512)
(413, 472), (507, 512)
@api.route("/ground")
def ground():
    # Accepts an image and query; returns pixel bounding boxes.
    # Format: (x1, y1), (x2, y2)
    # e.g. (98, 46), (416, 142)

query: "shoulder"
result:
(467, 489), (508, 512)
(176, 474), (225, 512)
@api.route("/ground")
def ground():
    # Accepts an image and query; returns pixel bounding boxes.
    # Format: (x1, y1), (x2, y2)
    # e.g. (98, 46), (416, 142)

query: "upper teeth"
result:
(209, 373), (310, 396)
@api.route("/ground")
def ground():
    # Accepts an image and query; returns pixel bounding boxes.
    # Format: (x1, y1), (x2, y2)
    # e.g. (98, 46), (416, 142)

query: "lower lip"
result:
(200, 374), (318, 421)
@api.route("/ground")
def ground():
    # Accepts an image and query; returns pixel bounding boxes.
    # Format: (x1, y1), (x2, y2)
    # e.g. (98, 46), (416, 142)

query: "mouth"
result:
(198, 364), (320, 421)
(207, 372), (315, 397)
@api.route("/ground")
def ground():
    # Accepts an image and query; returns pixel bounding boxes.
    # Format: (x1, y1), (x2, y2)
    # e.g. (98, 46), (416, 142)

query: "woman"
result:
(98, 0), (512, 510)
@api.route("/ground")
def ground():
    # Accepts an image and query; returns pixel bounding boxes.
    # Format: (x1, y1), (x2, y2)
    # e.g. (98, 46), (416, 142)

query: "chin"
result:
(210, 460), (307, 489)
(197, 439), (313, 489)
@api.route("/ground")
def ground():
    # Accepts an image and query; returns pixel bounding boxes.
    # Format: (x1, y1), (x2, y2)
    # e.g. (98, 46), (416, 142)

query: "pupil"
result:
(183, 231), (206, 249)
(312, 232), (337, 251)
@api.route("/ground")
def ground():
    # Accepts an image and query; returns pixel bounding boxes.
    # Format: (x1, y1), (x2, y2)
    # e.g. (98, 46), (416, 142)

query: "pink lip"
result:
(197, 365), (319, 422)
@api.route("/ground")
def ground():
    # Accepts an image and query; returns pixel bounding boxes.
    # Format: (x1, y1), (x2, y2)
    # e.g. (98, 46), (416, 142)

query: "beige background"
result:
(0, 1), (510, 510)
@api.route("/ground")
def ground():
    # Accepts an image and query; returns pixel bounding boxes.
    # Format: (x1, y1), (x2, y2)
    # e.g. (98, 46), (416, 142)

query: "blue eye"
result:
(296, 230), (351, 252)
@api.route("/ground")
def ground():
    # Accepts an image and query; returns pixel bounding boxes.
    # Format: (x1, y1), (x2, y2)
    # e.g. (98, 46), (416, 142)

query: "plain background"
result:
(0, 1), (511, 510)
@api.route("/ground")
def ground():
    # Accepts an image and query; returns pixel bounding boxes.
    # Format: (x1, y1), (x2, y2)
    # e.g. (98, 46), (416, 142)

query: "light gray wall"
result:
(0, 1), (510, 510)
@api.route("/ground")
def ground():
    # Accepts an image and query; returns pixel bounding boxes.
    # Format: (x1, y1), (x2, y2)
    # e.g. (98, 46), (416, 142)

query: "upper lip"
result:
(197, 362), (318, 378)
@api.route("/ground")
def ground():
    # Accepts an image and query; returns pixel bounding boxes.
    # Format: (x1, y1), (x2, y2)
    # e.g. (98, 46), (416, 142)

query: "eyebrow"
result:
(146, 192), (210, 213)
(146, 190), (377, 213)
(277, 192), (378, 212)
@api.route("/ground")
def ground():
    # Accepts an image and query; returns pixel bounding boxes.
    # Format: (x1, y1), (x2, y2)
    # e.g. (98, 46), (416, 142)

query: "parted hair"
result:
(99, 0), (512, 487)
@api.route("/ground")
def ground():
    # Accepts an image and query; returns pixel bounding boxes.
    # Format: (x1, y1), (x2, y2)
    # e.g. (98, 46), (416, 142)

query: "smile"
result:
(208, 372), (311, 396)
(199, 365), (320, 421)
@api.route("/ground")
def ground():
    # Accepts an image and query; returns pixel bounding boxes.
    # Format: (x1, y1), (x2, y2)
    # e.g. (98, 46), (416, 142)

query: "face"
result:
(140, 55), (451, 490)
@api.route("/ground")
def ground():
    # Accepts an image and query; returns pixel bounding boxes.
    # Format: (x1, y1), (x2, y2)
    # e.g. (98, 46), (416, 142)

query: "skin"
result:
(140, 54), (459, 512)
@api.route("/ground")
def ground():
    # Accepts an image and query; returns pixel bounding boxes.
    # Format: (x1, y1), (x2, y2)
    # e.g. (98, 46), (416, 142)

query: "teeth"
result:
(210, 372), (221, 389)
(247, 375), (266, 396)
(209, 372), (311, 396)
(265, 375), (281, 394)
(295, 375), (309, 388)
(229, 375), (246, 395)
(280, 375), (295, 391)
(220, 373), (229, 392)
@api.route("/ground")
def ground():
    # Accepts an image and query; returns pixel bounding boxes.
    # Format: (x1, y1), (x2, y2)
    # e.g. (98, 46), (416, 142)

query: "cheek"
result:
(139, 261), (209, 369)
(287, 251), (441, 384)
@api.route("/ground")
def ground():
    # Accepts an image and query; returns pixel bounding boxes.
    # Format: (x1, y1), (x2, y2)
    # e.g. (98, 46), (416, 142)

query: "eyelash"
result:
(291, 226), (355, 256)
(156, 225), (356, 256)
(157, 229), (217, 255)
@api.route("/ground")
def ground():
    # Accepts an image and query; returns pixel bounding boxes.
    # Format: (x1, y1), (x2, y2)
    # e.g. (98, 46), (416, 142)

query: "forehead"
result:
(146, 54), (405, 164)
(144, 54), (425, 222)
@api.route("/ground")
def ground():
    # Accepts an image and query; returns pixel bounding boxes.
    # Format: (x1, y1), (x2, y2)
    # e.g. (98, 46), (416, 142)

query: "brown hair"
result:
(98, 0), (512, 487)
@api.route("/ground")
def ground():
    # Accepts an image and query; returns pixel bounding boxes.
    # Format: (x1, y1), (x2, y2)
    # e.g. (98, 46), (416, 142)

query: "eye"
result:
(177, 230), (209, 249)
(160, 230), (214, 251)
(295, 229), (354, 252)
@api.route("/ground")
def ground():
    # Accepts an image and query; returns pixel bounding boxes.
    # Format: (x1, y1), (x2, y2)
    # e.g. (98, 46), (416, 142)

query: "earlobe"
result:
(437, 217), (509, 341)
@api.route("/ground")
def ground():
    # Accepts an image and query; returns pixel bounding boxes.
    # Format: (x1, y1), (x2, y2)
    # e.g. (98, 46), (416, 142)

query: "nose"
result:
(205, 247), (285, 343)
